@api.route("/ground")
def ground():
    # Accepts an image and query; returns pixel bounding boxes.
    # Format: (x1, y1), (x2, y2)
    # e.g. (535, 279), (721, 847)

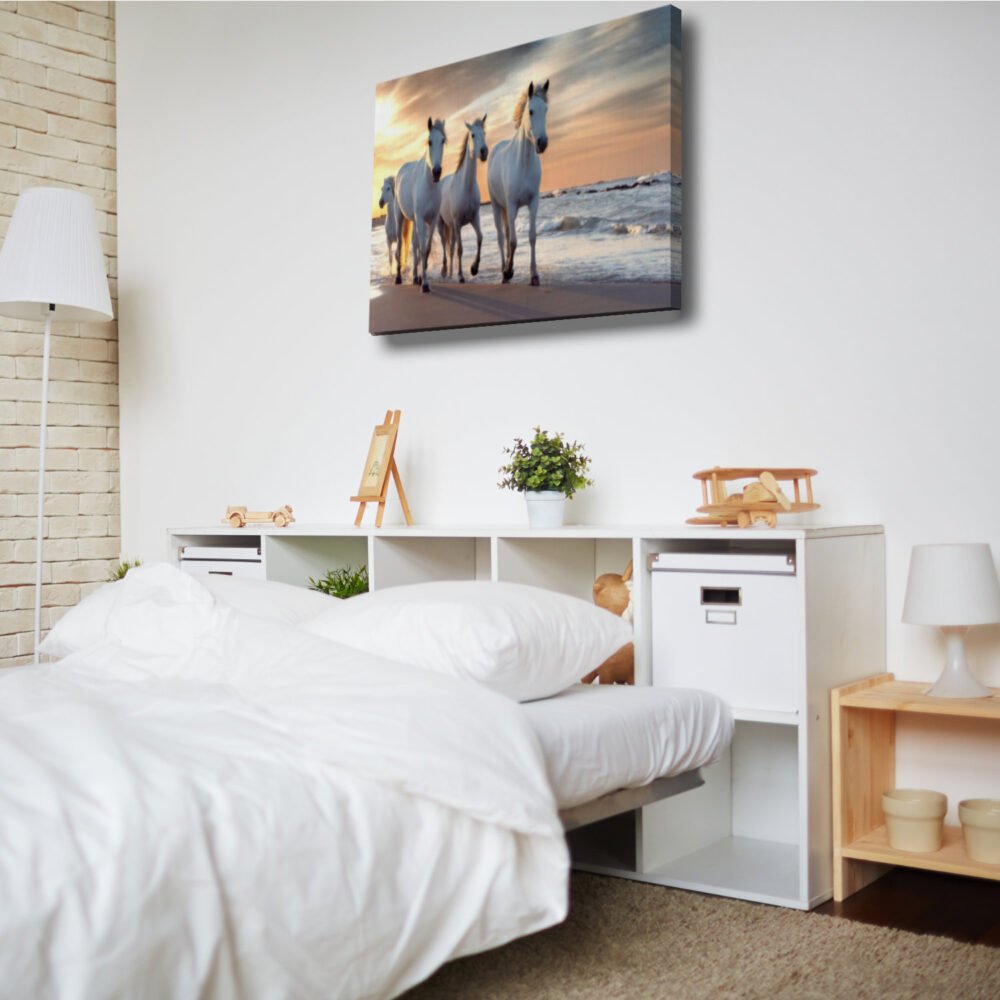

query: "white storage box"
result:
(179, 545), (265, 580)
(651, 550), (800, 713)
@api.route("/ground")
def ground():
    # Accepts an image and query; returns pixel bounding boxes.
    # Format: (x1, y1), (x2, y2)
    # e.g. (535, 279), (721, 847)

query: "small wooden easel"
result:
(351, 410), (414, 528)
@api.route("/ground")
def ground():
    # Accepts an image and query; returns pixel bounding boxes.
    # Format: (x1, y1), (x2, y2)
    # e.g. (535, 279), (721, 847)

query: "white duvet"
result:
(0, 566), (569, 1000)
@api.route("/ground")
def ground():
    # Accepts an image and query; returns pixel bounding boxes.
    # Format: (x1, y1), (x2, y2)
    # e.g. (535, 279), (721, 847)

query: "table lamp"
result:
(0, 187), (113, 663)
(902, 543), (1000, 698)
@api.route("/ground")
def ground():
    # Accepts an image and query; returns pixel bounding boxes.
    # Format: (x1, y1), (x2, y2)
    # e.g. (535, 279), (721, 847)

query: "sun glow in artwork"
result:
(374, 97), (395, 135)
(368, 4), (682, 336)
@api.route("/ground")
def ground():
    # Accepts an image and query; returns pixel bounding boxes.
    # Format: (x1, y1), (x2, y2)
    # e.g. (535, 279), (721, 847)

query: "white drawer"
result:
(180, 560), (265, 580)
(179, 546), (264, 580)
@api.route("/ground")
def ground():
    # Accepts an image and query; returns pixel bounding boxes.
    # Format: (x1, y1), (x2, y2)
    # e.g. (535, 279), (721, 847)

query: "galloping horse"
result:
(378, 177), (399, 277)
(487, 80), (550, 285)
(394, 118), (447, 293)
(437, 116), (488, 283)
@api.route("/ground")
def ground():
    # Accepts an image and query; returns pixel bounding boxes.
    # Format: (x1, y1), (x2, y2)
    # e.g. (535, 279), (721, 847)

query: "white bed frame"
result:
(559, 769), (705, 832)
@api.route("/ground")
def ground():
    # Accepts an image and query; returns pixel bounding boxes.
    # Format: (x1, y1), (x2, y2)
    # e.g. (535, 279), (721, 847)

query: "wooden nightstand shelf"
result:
(831, 674), (1000, 900)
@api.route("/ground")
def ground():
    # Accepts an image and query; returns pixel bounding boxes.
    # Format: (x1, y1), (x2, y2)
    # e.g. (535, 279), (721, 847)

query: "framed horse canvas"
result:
(369, 4), (682, 336)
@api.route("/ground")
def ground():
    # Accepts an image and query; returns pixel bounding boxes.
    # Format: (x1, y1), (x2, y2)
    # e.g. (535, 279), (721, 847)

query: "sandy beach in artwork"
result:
(369, 281), (680, 335)
(369, 171), (683, 333)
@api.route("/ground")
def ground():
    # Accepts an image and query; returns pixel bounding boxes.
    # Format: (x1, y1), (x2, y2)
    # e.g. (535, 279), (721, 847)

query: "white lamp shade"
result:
(0, 186), (112, 323)
(902, 543), (1000, 626)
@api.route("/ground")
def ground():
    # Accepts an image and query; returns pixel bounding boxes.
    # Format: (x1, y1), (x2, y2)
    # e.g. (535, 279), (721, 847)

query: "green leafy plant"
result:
(498, 427), (593, 498)
(109, 558), (141, 582)
(308, 565), (369, 599)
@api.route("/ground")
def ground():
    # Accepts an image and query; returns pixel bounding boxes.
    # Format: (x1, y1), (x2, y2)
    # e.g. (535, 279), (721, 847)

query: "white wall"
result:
(117, 1), (1000, 688)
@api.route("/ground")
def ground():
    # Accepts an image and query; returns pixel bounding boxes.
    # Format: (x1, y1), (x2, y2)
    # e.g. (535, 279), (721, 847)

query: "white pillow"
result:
(39, 579), (121, 659)
(40, 569), (339, 659)
(301, 580), (633, 702)
(198, 574), (339, 625)
(40, 563), (218, 658)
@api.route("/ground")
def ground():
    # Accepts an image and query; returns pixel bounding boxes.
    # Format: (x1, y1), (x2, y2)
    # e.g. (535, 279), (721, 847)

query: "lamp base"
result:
(925, 627), (993, 699)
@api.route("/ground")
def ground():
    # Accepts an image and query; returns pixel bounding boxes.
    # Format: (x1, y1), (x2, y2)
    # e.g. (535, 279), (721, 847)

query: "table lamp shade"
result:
(0, 186), (112, 322)
(902, 543), (1000, 626)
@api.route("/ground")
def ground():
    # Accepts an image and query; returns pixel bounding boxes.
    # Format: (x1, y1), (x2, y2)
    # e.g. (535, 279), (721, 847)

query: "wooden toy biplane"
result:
(687, 467), (819, 528)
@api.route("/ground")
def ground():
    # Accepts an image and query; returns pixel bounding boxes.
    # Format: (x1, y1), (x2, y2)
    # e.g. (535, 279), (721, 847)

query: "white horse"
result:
(377, 177), (399, 277)
(487, 79), (549, 285)
(394, 117), (447, 293)
(437, 116), (488, 283)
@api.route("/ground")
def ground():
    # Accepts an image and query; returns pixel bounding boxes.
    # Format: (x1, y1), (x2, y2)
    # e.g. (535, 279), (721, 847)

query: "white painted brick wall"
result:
(0, 1), (116, 665)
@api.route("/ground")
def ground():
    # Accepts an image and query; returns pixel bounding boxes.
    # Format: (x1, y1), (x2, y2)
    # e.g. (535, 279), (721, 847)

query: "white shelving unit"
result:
(168, 522), (885, 909)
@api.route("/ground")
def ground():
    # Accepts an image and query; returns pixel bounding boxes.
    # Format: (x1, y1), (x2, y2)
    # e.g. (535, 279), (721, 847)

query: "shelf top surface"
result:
(169, 522), (884, 541)
(838, 677), (1000, 720)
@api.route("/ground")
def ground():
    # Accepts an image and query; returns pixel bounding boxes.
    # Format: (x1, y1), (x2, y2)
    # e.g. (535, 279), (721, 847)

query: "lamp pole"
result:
(33, 303), (54, 664)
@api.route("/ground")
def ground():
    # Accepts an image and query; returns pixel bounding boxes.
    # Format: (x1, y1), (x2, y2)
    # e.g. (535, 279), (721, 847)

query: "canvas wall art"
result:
(369, 4), (682, 336)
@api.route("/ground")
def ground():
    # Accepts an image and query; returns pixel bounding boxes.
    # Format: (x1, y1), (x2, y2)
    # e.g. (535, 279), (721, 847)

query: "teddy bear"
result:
(581, 561), (634, 685)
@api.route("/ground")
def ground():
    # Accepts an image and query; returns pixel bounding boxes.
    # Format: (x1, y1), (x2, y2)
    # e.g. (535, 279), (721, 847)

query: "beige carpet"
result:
(404, 874), (1000, 999)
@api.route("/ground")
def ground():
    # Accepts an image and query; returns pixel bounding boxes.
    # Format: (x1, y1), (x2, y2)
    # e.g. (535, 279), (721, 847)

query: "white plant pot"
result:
(525, 491), (567, 528)
(882, 788), (947, 853)
(959, 799), (1000, 863)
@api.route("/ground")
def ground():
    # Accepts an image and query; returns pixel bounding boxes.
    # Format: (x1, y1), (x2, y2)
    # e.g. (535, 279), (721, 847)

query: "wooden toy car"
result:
(224, 505), (295, 528)
(687, 468), (819, 528)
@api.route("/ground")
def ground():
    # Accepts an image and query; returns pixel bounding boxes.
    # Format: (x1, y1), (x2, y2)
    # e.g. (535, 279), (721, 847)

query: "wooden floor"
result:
(815, 868), (1000, 947)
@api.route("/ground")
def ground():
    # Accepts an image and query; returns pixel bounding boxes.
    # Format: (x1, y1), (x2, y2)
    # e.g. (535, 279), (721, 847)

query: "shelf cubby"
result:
(263, 534), (367, 589)
(495, 536), (632, 601)
(643, 835), (802, 909)
(370, 535), (488, 589)
(631, 719), (805, 906)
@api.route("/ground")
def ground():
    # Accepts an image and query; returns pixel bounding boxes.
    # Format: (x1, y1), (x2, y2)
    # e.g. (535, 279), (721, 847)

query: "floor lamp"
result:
(0, 187), (113, 663)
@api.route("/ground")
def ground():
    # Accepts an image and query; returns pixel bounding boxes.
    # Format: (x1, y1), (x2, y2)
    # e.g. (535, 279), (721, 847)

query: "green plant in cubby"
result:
(308, 565), (369, 599)
(109, 559), (141, 582)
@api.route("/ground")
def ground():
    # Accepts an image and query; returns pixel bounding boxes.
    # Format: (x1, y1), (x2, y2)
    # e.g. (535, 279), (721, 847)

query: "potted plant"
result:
(498, 427), (593, 528)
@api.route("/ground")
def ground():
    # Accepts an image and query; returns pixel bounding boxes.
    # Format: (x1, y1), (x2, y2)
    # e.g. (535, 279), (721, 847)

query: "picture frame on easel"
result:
(351, 410), (413, 527)
(357, 421), (397, 501)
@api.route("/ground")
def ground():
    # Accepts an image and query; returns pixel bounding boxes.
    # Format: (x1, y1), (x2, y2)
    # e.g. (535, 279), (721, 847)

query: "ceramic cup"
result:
(958, 799), (1000, 864)
(882, 788), (947, 853)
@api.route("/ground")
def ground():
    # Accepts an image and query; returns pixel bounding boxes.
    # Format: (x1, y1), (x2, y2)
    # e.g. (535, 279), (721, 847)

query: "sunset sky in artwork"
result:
(370, 6), (681, 218)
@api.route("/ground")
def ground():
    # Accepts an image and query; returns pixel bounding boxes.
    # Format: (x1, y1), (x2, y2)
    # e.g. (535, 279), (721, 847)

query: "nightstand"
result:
(832, 673), (1000, 900)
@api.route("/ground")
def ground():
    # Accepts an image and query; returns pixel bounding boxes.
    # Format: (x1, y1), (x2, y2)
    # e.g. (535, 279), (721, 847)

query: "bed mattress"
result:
(521, 684), (733, 810)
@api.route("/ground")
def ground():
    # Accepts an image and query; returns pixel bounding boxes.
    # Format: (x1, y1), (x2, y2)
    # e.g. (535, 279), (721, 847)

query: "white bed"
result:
(0, 567), (733, 1000)
(0, 568), (568, 1000)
